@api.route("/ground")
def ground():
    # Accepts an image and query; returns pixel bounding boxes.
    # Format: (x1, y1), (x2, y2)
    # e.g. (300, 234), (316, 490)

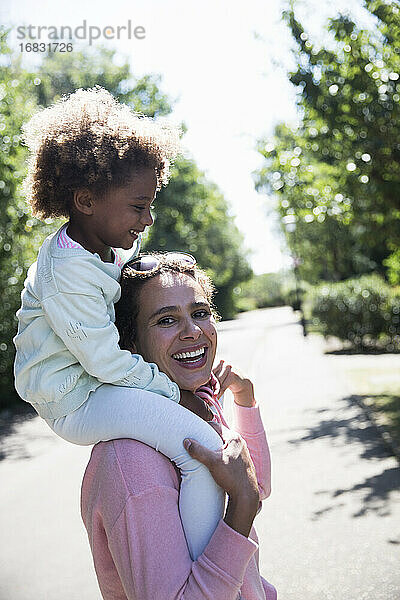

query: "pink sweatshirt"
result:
(81, 403), (276, 600)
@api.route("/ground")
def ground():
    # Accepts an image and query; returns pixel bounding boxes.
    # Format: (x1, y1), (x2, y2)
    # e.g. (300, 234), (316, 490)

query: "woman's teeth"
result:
(130, 229), (139, 235)
(172, 347), (206, 362)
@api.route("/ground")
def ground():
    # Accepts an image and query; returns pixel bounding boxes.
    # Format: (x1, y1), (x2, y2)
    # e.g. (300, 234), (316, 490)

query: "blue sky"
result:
(1, 0), (374, 273)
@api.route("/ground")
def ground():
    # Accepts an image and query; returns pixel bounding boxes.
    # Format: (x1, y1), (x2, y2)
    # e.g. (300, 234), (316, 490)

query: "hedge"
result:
(308, 274), (400, 350)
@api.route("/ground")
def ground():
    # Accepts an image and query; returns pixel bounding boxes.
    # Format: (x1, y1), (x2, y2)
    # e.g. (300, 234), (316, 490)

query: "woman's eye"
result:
(133, 205), (144, 211)
(157, 317), (175, 326)
(193, 309), (210, 319)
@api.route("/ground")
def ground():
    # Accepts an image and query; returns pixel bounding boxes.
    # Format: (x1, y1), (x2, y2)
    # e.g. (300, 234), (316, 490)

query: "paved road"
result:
(1, 307), (399, 599)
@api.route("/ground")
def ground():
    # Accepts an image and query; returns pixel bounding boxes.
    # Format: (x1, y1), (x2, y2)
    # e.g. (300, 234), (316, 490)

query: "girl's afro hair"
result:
(22, 86), (181, 219)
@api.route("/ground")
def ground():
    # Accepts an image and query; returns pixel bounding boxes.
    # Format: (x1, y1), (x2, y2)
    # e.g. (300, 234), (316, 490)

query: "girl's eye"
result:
(133, 206), (145, 211)
(157, 316), (176, 326)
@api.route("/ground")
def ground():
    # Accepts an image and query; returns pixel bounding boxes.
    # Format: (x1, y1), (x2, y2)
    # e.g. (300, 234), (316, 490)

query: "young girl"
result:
(13, 86), (225, 560)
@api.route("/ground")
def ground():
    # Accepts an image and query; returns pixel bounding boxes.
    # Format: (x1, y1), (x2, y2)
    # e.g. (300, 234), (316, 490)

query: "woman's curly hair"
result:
(115, 253), (220, 351)
(22, 86), (181, 219)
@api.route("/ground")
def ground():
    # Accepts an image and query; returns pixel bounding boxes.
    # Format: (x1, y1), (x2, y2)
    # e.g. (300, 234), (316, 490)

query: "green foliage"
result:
(235, 272), (290, 312)
(384, 248), (400, 285)
(309, 274), (400, 349)
(0, 29), (46, 404)
(144, 157), (253, 319)
(255, 1), (400, 284)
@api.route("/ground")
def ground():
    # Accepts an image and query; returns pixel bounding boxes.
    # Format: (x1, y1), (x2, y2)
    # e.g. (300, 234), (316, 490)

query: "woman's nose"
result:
(180, 319), (202, 339)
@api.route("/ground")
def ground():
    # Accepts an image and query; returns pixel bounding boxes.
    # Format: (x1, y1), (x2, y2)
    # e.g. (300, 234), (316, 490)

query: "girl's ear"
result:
(72, 189), (95, 215)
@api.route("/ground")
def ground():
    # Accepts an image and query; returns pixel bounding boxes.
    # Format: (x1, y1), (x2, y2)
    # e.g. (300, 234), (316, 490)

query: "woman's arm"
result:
(233, 403), (271, 500)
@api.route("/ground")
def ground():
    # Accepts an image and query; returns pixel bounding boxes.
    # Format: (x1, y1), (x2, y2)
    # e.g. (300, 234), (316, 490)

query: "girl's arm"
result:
(41, 290), (179, 401)
(213, 361), (271, 500)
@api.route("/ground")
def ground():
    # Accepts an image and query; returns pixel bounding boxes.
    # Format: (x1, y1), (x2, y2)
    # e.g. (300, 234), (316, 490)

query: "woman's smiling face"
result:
(133, 272), (217, 392)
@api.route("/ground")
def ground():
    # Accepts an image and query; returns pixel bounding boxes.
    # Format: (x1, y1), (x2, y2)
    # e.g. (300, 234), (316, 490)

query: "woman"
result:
(81, 253), (277, 599)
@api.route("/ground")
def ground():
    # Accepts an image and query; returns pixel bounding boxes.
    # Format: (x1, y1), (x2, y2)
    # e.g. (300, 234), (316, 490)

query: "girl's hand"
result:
(213, 360), (256, 407)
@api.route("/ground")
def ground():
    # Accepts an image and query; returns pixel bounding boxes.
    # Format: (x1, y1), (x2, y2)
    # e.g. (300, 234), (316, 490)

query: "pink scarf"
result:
(196, 374), (229, 428)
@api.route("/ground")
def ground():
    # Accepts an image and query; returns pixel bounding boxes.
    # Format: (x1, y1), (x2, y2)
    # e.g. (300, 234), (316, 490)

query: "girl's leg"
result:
(45, 384), (225, 560)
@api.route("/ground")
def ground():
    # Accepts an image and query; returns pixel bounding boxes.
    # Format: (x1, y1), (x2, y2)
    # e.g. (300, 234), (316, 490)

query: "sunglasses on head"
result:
(125, 252), (197, 273)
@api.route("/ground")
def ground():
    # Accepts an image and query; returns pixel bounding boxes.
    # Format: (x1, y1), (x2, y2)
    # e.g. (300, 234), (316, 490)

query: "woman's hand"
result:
(184, 426), (259, 538)
(213, 360), (256, 407)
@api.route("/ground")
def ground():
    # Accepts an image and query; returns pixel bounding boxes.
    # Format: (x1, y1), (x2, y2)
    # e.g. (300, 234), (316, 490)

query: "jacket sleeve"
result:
(106, 490), (258, 600)
(232, 403), (271, 500)
(42, 291), (179, 401)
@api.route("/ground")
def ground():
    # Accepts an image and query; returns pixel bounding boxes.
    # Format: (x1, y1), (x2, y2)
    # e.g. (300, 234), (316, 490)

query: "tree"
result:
(0, 28), (43, 404)
(255, 1), (400, 284)
(144, 157), (252, 319)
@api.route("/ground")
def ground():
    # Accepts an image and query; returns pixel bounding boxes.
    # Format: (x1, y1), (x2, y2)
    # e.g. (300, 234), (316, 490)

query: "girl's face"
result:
(133, 272), (217, 392)
(90, 166), (157, 251)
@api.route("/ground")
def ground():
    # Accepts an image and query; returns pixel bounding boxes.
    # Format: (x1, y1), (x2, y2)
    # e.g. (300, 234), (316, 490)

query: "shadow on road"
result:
(289, 396), (389, 460)
(331, 467), (400, 517)
(0, 403), (40, 462)
(287, 395), (400, 522)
